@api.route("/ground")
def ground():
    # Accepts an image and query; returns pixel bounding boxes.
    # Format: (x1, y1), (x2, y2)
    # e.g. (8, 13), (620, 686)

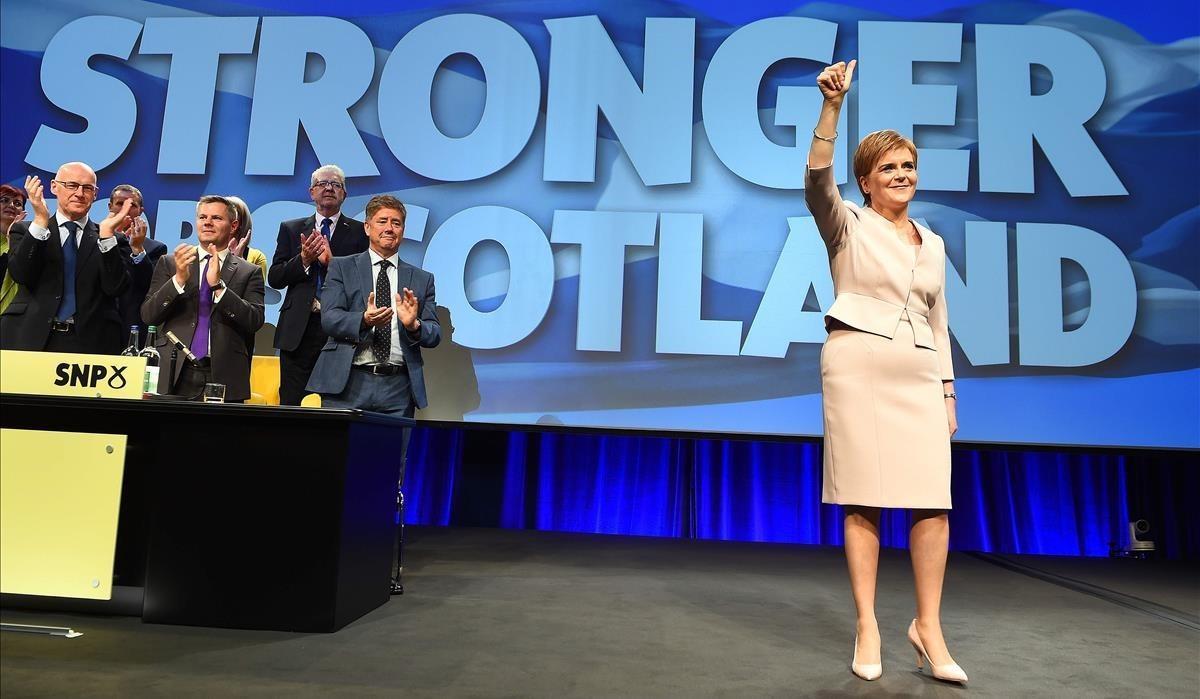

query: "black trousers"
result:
(278, 311), (326, 406)
(173, 361), (244, 404)
(174, 361), (211, 401)
(44, 327), (84, 353)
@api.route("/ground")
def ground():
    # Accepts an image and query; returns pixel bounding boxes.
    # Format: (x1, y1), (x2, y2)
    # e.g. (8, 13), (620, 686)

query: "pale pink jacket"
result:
(805, 165), (955, 381)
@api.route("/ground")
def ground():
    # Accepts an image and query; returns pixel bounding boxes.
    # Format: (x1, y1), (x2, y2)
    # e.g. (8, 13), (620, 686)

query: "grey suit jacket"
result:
(306, 250), (440, 408)
(140, 249), (265, 401)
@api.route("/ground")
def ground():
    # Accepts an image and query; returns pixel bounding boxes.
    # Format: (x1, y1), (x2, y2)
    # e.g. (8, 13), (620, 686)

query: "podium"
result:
(0, 393), (412, 633)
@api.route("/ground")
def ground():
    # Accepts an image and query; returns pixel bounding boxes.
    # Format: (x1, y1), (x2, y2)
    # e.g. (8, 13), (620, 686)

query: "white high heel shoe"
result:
(907, 619), (968, 685)
(851, 634), (882, 681)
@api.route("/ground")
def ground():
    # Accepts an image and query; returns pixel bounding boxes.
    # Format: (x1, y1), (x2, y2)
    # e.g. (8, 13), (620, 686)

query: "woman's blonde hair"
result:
(225, 195), (253, 242)
(852, 130), (918, 206)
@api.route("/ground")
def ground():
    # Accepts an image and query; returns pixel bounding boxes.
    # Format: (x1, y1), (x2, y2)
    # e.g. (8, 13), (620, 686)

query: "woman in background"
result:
(225, 196), (268, 280)
(0, 183), (28, 314)
(806, 59), (965, 685)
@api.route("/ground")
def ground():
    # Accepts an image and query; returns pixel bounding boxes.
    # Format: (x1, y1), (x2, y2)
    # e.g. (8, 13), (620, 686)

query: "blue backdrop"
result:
(3, 0), (1198, 448)
(404, 428), (1200, 559)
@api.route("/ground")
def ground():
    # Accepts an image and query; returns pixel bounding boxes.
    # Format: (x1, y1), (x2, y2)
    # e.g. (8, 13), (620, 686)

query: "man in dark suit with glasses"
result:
(268, 164), (369, 405)
(0, 162), (132, 354)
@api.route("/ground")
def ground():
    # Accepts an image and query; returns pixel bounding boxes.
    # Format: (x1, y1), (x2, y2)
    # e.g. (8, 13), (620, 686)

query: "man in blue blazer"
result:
(307, 194), (439, 595)
(307, 194), (440, 419)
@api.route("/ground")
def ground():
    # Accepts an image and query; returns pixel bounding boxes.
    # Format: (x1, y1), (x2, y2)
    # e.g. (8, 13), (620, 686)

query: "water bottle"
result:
(140, 325), (162, 394)
(120, 325), (140, 356)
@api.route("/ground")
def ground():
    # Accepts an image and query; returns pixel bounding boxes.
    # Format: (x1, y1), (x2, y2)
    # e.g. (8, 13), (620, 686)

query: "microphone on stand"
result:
(165, 330), (201, 366)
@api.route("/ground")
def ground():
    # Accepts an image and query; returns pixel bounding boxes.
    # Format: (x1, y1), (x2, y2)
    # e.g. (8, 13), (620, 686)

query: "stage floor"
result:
(3, 527), (1197, 697)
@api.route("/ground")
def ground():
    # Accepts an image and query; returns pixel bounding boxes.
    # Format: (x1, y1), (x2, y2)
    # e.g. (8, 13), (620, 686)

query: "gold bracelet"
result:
(812, 129), (837, 143)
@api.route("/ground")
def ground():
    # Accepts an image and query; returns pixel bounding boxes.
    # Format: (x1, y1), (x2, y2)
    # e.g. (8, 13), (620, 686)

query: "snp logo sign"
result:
(54, 363), (129, 390)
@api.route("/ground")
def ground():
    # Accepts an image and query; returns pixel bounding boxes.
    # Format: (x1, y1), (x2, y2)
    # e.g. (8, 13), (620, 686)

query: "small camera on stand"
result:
(1112, 519), (1155, 558)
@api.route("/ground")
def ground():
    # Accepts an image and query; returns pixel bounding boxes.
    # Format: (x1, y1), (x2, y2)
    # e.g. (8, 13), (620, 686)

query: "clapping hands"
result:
(394, 288), (419, 331)
(300, 229), (331, 267)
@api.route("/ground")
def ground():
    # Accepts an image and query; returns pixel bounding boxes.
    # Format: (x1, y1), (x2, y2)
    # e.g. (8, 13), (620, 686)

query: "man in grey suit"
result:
(307, 193), (440, 417)
(307, 193), (438, 595)
(141, 195), (265, 402)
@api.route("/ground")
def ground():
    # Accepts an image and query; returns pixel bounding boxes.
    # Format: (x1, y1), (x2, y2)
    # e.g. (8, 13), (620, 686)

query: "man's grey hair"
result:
(196, 195), (239, 222)
(310, 164), (346, 187)
(110, 184), (143, 205)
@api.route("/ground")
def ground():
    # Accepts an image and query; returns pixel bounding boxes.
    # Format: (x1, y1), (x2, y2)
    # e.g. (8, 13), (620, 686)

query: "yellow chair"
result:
(248, 356), (281, 405)
(245, 355), (321, 407)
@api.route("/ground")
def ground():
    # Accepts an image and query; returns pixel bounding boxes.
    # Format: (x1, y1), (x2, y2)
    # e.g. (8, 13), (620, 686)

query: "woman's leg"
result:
(844, 506), (882, 662)
(909, 509), (958, 665)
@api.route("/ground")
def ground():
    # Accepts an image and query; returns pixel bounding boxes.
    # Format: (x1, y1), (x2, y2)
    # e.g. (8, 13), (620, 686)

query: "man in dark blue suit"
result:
(269, 164), (369, 405)
(109, 184), (168, 347)
(0, 163), (132, 354)
(307, 194), (439, 419)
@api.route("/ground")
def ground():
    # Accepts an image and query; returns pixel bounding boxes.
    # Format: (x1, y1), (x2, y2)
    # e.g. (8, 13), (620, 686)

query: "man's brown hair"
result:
(365, 194), (407, 224)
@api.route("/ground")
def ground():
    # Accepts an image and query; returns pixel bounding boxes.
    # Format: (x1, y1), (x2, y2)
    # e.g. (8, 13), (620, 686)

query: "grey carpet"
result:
(3, 527), (1198, 698)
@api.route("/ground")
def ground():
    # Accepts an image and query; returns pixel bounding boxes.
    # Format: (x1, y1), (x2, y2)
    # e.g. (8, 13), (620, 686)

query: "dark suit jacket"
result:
(0, 219), (131, 354)
(268, 214), (368, 352)
(306, 251), (440, 408)
(120, 235), (169, 344)
(140, 250), (265, 402)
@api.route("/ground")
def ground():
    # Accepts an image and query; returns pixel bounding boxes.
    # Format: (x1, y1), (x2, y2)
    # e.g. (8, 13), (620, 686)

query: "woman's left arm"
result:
(930, 251), (957, 436)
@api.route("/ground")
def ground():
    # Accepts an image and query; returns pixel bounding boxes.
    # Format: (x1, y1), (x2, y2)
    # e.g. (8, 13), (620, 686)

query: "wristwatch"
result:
(408, 318), (421, 333)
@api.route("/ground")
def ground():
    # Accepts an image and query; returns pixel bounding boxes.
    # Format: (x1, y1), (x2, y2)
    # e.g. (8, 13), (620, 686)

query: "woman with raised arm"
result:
(806, 59), (965, 685)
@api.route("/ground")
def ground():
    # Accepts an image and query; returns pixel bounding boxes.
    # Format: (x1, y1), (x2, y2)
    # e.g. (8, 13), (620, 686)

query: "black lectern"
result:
(0, 394), (410, 632)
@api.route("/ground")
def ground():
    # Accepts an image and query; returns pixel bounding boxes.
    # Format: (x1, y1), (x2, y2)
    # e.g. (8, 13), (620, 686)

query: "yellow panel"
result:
(249, 355), (281, 405)
(0, 429), (127, 600)
(0, 350), (146, 400)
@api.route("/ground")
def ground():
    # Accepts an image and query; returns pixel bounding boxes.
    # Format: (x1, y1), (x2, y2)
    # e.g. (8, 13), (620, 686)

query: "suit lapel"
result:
(76, 221), (99, 270)
(189, 248), (203, 295)
(333, 217), (357, 255)
(357, 251), (374, 305)
(47, 220), (64, 266)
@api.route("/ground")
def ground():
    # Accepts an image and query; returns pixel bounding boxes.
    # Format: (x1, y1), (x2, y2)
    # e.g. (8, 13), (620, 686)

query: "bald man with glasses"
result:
(0, 163), (133, 354)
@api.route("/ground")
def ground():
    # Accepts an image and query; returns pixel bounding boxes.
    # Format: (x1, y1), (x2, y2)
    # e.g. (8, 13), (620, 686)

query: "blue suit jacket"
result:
(305, 250), (440, 408)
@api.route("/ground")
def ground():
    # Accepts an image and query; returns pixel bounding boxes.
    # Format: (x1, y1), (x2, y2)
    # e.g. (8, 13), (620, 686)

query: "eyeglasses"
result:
(312, 180), (345, 191)
(53, 180), (98, 196)
(0, 197), (25, 207)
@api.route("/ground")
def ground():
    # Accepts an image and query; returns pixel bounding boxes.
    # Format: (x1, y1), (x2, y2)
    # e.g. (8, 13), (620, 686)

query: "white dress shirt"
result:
(354, 248), (405, 366)
(28, 211), (118, 253)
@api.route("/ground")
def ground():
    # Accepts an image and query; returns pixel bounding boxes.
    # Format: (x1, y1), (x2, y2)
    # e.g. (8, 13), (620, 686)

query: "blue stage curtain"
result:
(404, 428), (1196, 558)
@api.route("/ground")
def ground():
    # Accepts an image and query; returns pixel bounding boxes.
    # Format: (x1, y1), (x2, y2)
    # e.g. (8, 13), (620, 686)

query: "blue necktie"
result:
(316, 217), (332, 290)
(56, 221), (78, 321)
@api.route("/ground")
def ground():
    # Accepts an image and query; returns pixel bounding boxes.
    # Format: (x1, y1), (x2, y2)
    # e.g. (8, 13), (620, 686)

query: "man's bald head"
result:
(55, 161), (96, 181)
(49, 161), (98, 220)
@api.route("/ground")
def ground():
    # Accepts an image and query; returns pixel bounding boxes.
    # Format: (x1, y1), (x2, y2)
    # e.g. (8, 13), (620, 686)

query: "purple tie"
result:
(194, 255), (213, 359)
